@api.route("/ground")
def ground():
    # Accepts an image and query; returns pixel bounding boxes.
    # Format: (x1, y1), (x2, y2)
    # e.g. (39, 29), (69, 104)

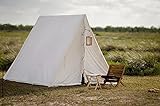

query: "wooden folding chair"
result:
(101, 64), (125, 87)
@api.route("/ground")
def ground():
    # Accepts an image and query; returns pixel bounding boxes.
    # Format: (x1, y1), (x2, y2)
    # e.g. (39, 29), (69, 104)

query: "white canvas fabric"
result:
(3, 14), (109, 87)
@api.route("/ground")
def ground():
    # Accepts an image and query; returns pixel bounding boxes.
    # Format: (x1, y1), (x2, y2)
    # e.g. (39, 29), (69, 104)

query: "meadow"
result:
(0, 31), (29, 71)
(96, 32), (160, 75)
(0, 31), (160, 105)
(1, 31), (160, 75)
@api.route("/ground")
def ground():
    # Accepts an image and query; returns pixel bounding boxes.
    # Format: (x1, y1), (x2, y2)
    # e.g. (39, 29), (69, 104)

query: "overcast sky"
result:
(0, 0), (160, 27)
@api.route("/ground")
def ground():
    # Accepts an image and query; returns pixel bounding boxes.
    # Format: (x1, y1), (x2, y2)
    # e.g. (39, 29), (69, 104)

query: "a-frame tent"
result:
(3, 14), (109, 87)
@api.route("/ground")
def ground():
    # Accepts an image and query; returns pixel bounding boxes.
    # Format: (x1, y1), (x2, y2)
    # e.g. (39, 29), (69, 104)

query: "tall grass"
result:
(0, 31), (29, 70)
(0, 31), (160, 75)
(96, 32), (160, 75)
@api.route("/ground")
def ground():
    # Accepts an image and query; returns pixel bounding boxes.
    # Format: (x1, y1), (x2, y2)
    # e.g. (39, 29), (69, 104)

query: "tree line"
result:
(0, 24), (160, 32)
(92, 26), (160, 33)
(0, 24), (33, 31)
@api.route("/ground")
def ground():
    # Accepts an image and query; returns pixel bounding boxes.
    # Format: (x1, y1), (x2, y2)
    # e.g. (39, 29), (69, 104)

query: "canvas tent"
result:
(3, 14), (109, 87)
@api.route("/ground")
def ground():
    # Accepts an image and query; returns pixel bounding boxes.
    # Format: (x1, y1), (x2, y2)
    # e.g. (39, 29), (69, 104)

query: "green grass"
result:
(0, 31), (28, 54)
(96, 32), (160, 51)
(0, 31), (160, 105)
(0, 31), (160, 75)
(95, 32), (160, 75)
(0, 72), (160, 105)
(0, 31), (29, 70)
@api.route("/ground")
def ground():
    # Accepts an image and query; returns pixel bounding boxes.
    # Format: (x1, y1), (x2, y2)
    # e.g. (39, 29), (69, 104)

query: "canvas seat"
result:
(86, 74), (102, 90)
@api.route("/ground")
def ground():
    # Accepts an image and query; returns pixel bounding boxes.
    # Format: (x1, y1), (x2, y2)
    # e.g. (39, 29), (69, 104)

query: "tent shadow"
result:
(0, 79), (84, 98)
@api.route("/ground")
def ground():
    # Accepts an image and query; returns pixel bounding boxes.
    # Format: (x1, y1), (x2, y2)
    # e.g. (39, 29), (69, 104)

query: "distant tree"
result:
(0, 24), (159, 32)
(2, 24), (18, 31)
(92, 27), (104, 32)
(126, 27), (132, 32)
(24, 25), (33, 31)
(158, 27), (160, 33)
(0, 24), (33, 31)
(18, 24), (24, 30)
(151, 26), (157, 33)
(104, 26), (112, 32)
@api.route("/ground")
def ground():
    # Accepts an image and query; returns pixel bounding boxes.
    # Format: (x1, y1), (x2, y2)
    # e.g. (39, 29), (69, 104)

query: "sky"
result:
(0, 0), (160, 27)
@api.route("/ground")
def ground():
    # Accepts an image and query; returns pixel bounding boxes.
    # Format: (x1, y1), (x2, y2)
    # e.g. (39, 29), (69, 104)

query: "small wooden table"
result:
(86, 75), (102, 90)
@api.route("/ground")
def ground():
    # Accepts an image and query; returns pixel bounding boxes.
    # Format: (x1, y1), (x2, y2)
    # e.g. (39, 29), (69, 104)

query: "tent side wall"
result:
(3, 15), (86, 86)
(48, 15), (85, 86)
(83, 16), (109, 76)
(3, 17), (44, 84)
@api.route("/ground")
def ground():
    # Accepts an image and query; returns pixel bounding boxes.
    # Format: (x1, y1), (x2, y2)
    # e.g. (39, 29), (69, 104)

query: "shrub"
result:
(125, 66), (142, 76)
(125, 59), (146, 76)
(124, 56), (160, 76)
(103, 45), (126, 52)
(143, 68), (154, 76)
(142, 55), (157, 68)
(152, 63), (160, 75)
(110, 56), (125, 62)
(104, 45), (116, 51)
(0, 56), (14, 71)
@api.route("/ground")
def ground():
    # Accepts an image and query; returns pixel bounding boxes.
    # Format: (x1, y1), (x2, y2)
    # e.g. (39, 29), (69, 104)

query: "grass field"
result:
(96, 32), (160, 60)
(0, 31), (29, 71)
(0, 31), (28, 57)
(0, 31), (160, 105)
(95, 32), (160, 75)
(0, 72), (160, 105)
(0, 31), (160, 75)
